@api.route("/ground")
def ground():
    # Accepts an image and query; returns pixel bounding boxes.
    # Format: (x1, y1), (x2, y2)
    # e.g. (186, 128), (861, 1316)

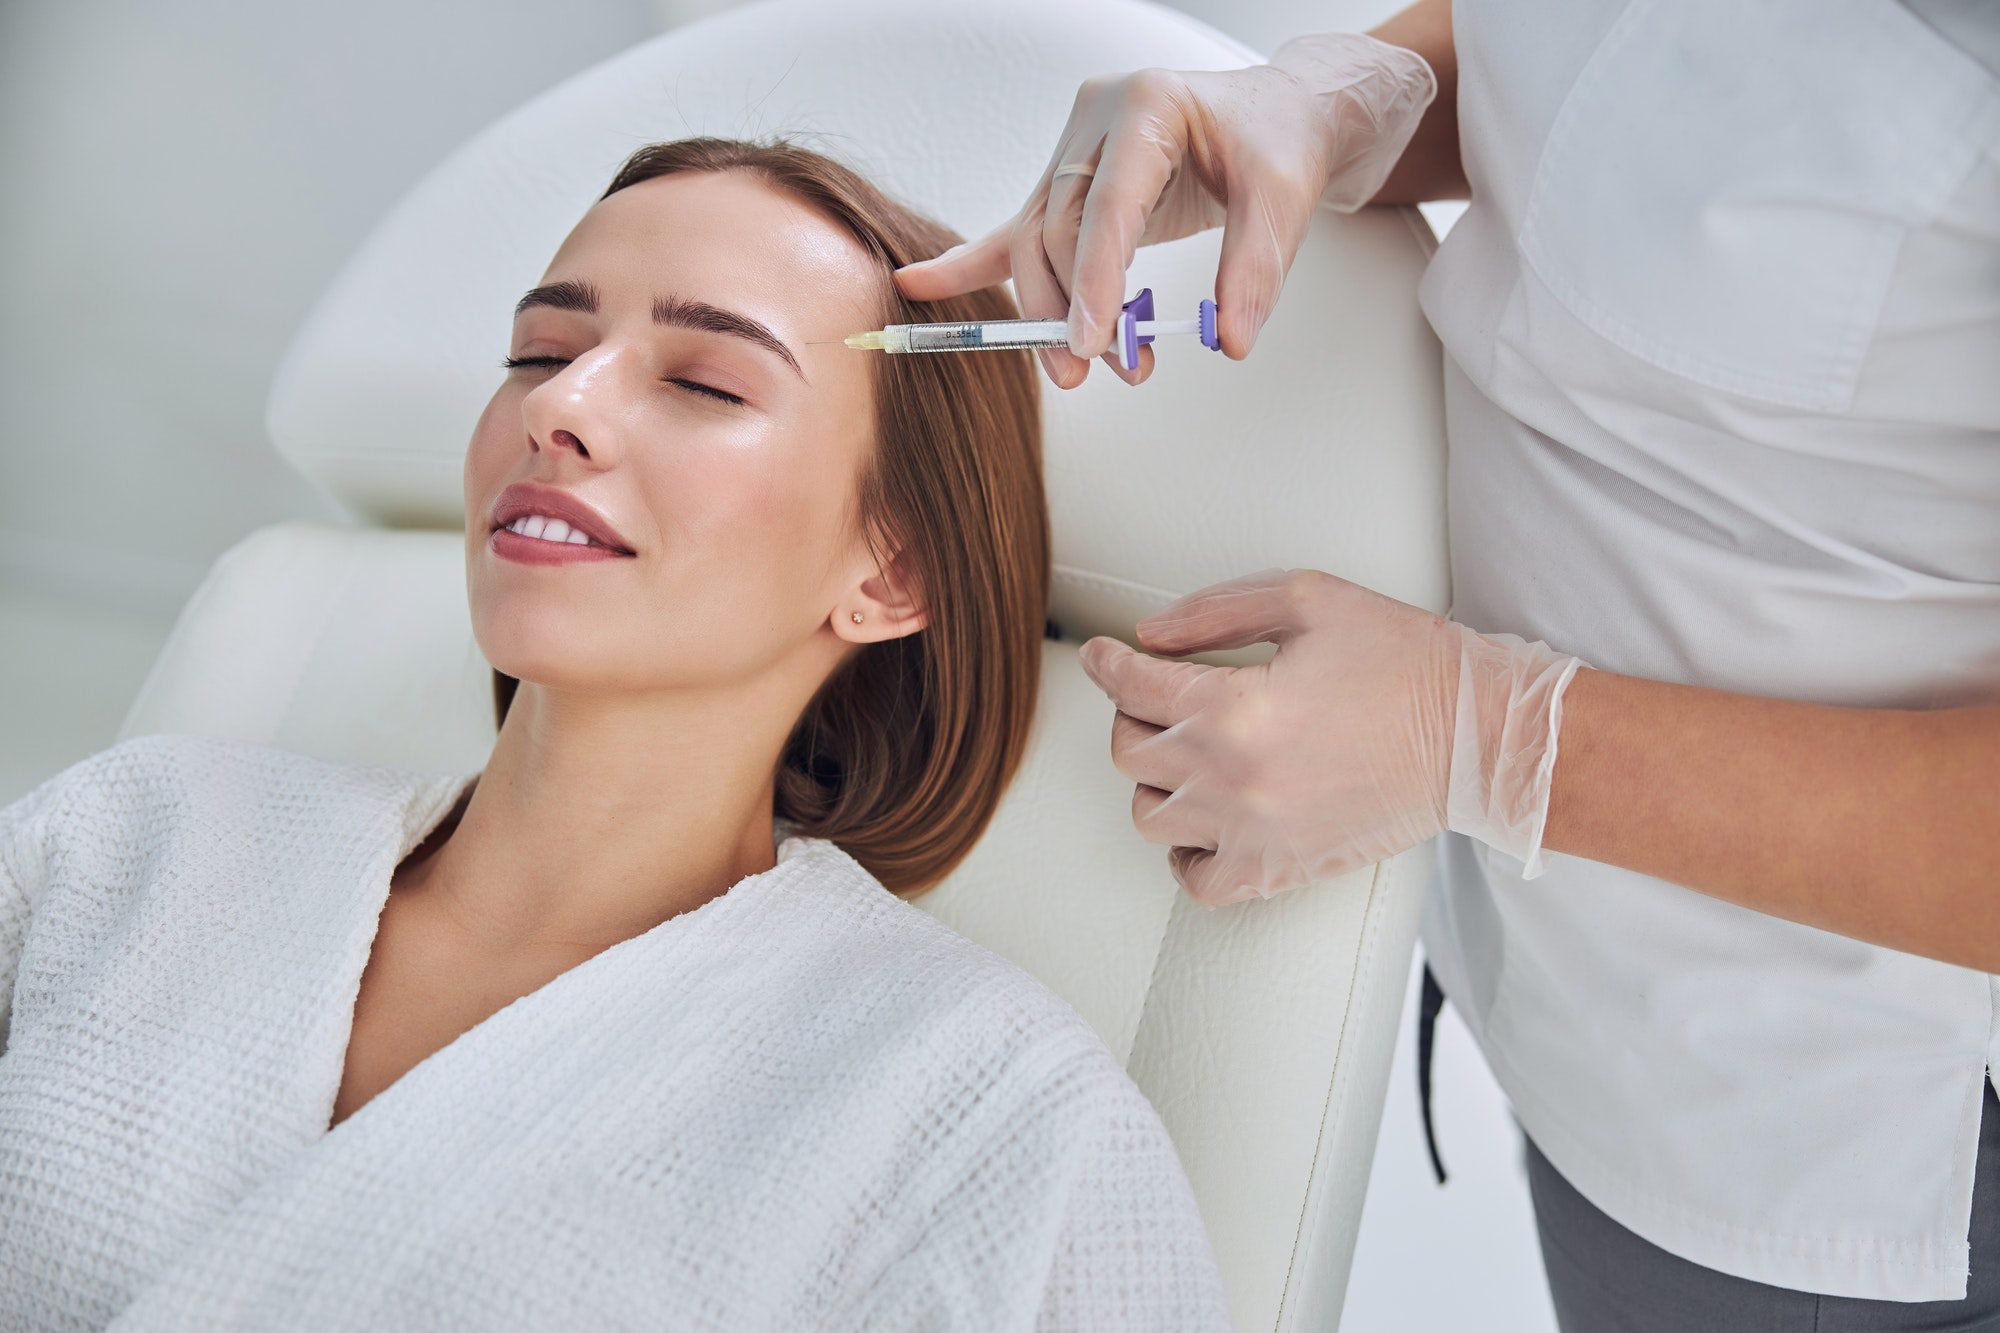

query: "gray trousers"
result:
(1523, 1078), (2000, 1332)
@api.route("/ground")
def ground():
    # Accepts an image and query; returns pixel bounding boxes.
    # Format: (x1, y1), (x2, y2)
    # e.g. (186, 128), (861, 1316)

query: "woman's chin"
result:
(473, 618), (626, 694)
(480, 660), (619, 700)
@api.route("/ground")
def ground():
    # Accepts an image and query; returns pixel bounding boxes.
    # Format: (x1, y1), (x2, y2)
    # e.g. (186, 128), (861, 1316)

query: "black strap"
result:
(1418, 962), (1448, 1185)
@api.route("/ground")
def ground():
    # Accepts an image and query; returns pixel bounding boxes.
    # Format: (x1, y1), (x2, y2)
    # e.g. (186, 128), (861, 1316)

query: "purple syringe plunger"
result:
(1115, 288), (1224, 372)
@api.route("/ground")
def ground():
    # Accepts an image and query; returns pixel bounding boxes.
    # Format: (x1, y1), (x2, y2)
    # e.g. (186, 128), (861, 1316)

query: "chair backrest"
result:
(120, 1), (1449, 1325)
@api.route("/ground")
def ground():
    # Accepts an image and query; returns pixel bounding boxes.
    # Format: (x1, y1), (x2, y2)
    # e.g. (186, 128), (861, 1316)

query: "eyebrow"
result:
(513, 278), (806, 381)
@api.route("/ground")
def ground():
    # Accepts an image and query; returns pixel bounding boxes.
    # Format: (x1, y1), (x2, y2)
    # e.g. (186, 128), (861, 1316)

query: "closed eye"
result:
(499, 356), (747, 406)
(670, 379), (747, 406)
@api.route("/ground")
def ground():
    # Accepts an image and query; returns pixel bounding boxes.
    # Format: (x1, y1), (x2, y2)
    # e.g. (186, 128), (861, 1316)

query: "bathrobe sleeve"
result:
(843, 1012), (1231, 1333)
(1031, 1076), (1232, 1333)
(0, 754), (82, 1055)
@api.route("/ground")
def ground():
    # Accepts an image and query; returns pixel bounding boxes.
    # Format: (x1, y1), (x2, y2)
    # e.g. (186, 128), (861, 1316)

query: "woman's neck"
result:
(402, 678), (799, 959)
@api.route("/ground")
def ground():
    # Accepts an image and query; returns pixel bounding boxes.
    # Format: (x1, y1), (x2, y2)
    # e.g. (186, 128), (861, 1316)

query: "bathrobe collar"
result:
(291, 763), (828, 1147)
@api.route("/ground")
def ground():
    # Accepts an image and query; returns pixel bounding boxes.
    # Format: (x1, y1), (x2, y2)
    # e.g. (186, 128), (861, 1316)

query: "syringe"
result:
(842, 289), (1218, 374)
(844, 320), (1075, 354)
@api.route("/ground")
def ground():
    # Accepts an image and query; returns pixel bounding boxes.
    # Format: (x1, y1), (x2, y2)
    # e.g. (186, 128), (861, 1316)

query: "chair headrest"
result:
(268, 0), (1448, 642)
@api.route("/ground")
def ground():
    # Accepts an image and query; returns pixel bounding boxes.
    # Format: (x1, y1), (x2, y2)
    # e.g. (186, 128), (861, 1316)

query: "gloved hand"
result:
(1076, 569), (1587, 906)
(893, 32), (1437, 388)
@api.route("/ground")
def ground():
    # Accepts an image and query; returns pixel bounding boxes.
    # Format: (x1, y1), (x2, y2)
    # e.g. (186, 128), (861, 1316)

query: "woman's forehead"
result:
(546, 171), (887, 338)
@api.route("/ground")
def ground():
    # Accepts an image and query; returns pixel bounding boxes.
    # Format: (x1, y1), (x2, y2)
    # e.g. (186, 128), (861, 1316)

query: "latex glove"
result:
(1076, 569), (1587, 907)
(892, 32), (1436, 388)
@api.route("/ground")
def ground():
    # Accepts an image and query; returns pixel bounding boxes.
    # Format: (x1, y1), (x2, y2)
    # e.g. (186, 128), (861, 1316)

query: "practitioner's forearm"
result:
(1366, 0), (1466, 203)
(1541, 667), (2000, 972)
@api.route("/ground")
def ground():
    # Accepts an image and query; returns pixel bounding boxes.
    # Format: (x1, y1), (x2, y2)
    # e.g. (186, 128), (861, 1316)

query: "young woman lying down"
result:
(0, 137), (1230, 1331)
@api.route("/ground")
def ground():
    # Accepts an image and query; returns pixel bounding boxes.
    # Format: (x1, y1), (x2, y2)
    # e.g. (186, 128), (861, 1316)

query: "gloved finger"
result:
(1167, 846), (1256, 908)
(1134, 567), (1304, 655)
(1172, 843), (1295, 908)
(1077, 635), (1220, 728)
(1040, 158), (1096, 318)
(1046, 175), (1152, 386)
(1100, 342), (1154, 386)
(1303, 842), (1381, 884)
(1009, 200), (1092, 390)
(1131, 783), (1216, 849)
(1067, 83), (1187, 360)
(1039, 153), (1153, 387)
(1213, 166), (1311, 359)
(1108, 709), (1197, 791)
(893, 217), (1017, 301)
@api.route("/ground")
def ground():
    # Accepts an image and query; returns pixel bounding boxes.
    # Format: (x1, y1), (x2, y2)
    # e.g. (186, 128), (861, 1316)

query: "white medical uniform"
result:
(1416, 0), (2000, 1303)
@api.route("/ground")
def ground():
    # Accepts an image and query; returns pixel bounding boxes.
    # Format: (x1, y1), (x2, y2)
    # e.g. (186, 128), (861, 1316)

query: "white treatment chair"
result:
(118, 0), (1449, 1324)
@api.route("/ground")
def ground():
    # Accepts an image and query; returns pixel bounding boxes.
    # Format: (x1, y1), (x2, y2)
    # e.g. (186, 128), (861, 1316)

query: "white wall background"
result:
(0, 0), (669, 797)
(0, 2), (1547, 1328)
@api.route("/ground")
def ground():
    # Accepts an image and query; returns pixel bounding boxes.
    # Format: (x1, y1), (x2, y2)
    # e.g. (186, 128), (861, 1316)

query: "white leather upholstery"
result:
(120, 1), (1449, 1326)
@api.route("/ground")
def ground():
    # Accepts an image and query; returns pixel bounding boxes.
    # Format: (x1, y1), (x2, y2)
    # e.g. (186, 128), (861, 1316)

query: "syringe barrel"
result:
(890, 319), (1072, 353)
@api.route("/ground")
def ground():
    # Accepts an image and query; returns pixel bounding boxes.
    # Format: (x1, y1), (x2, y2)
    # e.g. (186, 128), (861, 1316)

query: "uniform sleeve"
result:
(1032, 1081), (1234, 1333)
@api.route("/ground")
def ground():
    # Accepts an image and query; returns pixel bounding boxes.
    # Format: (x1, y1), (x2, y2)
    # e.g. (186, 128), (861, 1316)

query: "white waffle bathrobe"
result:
(0, 733), (1229, 1331)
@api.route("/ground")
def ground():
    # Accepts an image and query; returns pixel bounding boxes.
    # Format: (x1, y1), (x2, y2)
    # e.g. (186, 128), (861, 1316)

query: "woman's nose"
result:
(522, 353), (621, 465)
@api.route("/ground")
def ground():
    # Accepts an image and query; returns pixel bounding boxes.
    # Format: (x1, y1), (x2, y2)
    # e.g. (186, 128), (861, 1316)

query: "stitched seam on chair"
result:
(1273, 855), (1393, 1331)
(1129, 884), (1189, 1071)
(1050, 563), (1179, 607)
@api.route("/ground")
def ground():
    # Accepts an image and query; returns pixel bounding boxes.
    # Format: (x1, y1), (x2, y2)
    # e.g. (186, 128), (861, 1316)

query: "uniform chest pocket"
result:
(1516, 0), (2000, 414)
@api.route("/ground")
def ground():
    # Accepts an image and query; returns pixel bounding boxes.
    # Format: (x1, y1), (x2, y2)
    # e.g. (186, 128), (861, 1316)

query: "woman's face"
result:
(464, 170), (910, 701)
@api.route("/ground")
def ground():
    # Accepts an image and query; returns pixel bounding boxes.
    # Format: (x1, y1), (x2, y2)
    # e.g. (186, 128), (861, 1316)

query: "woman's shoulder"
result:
(771, 839), (1217, 1308)
(3, 733), (249, 836)
(780, 835), (1082, 997)
(776, 833), (1140, 1095)
(4, 732), (446, 858)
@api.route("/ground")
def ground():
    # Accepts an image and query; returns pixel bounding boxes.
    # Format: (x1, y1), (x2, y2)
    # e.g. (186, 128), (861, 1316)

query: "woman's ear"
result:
(833, 542), (929, 645)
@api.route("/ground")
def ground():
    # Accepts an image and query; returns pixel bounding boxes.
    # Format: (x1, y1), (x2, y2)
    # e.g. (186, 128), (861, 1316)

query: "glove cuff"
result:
(1443, 628), (1586, 879)
(1267, 31), (1439, 213)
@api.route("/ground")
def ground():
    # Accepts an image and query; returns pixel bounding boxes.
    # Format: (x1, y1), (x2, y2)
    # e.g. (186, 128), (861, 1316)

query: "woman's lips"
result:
(489, 528), (637, 565)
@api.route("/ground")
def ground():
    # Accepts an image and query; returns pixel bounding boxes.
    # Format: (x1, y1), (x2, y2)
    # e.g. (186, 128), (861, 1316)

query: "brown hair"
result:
(491, 136), (1049, 897)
